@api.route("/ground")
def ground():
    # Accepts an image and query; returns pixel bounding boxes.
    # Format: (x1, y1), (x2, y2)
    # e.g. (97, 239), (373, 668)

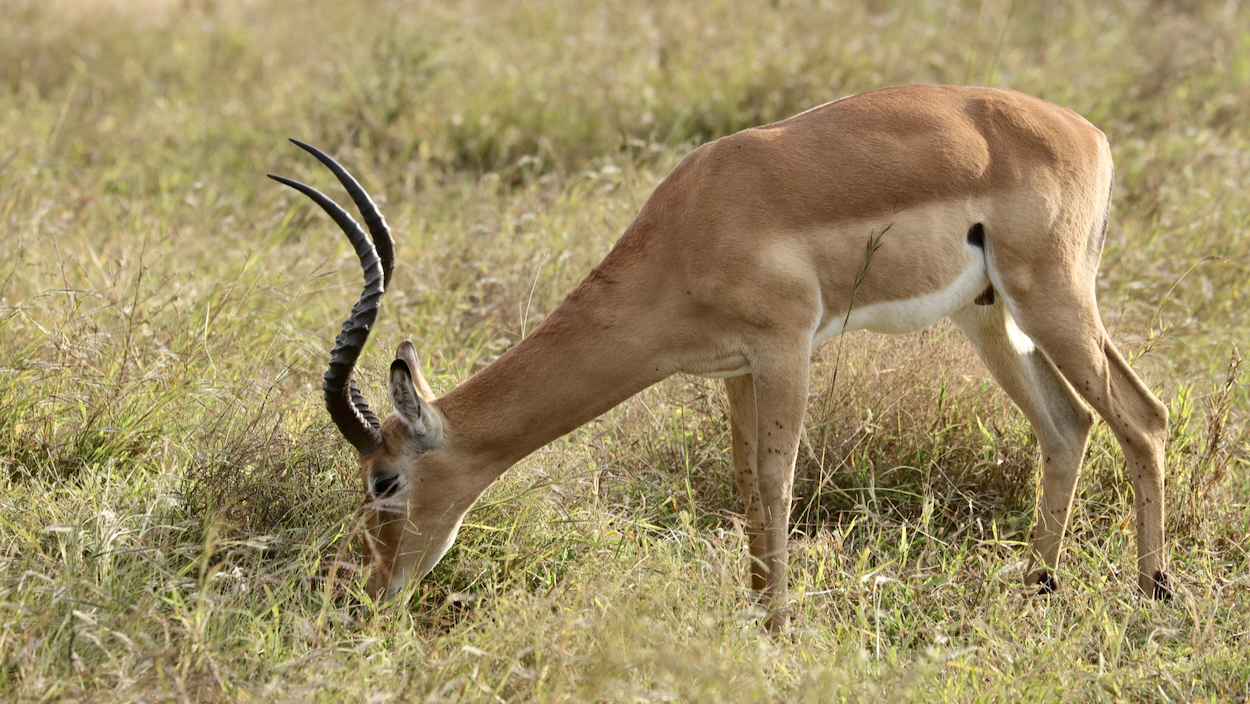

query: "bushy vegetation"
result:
(1, 0), (1247, 700)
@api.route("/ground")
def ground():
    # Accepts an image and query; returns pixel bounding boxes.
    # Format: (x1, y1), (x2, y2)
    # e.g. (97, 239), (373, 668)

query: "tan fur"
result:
(357, 85), (1169, 624)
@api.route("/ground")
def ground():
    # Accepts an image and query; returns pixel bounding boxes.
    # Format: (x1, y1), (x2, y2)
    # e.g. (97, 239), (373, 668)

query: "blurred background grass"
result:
(0, 0), (1247, 701)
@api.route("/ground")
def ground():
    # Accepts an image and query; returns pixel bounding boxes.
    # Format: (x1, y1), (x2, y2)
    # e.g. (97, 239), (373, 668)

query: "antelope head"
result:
(269, 140), (474, 601)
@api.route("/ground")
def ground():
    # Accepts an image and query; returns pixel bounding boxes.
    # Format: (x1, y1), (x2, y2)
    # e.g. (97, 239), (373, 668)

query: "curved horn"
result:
(287, 139), (396, 290)
(350, 377), (381, 433)
(268, 146), (390, 455)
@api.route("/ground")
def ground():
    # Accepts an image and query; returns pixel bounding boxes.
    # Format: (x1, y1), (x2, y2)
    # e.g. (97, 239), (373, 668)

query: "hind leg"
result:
(1004, 290), (1170, 598)
(951, 303), (1095, 593)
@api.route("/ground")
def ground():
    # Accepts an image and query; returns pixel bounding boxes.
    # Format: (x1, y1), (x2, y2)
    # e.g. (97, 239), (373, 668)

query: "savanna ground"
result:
(2, 0), (1249, 700)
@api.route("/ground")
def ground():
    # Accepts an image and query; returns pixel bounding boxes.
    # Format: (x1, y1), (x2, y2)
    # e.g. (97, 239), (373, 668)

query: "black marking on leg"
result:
(966, 222), (985, 249)
(1036, 571), (1058, 595)
(1152, 571), (1172, 602)
(974, 285), (996, 306)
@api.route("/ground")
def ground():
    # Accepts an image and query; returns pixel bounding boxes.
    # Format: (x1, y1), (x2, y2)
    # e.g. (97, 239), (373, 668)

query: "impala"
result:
(270, 85), (1170, 629)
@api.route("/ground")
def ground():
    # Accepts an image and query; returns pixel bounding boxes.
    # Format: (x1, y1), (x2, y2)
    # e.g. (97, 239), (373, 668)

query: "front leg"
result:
(747, 352), (811, 632)
(725, 374), (766, 592)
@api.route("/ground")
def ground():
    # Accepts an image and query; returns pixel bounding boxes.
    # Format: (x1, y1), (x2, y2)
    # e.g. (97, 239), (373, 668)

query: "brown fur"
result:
(355, 86), (1169, 623)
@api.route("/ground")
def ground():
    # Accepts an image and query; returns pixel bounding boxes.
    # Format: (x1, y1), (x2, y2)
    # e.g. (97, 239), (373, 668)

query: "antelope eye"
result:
(371, 473), (400, 498)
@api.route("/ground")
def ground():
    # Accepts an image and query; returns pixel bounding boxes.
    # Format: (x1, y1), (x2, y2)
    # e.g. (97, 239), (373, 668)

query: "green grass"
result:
(2, 0), (1248, 700)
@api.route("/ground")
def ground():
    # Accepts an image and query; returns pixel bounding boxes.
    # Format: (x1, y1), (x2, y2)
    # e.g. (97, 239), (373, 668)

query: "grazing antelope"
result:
(271, 85), (1170, 630)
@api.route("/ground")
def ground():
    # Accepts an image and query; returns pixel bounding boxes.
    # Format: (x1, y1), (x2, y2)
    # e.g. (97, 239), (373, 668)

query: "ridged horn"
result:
(287, 139), (396, 289)
(268, 141), (390, 455)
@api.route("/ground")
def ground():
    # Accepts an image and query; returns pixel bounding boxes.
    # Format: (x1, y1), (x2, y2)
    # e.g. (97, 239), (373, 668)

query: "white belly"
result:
(688, 246), (995, 380)
(814, 255), (989, 343)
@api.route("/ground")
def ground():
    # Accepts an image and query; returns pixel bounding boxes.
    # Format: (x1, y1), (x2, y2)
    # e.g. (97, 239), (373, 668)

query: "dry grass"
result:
(1, 0), (1248, 701)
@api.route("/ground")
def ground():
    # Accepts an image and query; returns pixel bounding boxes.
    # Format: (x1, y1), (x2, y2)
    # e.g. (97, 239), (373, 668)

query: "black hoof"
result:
(1036, 571), (1058, 595)
(1152, 571), (1172, 602)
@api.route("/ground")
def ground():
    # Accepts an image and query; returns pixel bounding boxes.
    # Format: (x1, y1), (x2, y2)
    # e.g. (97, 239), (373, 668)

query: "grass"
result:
(1, 0), (1248, 700)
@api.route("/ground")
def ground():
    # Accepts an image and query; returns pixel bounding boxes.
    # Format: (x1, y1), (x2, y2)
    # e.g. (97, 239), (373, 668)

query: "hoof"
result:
(1150, 571), (1172, 602)
(1034, 570), (1058, 595)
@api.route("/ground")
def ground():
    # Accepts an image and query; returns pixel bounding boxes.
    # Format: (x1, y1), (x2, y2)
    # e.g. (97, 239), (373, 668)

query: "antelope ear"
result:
(389, 341), (440, 439)
(394, 341), (435, 400)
